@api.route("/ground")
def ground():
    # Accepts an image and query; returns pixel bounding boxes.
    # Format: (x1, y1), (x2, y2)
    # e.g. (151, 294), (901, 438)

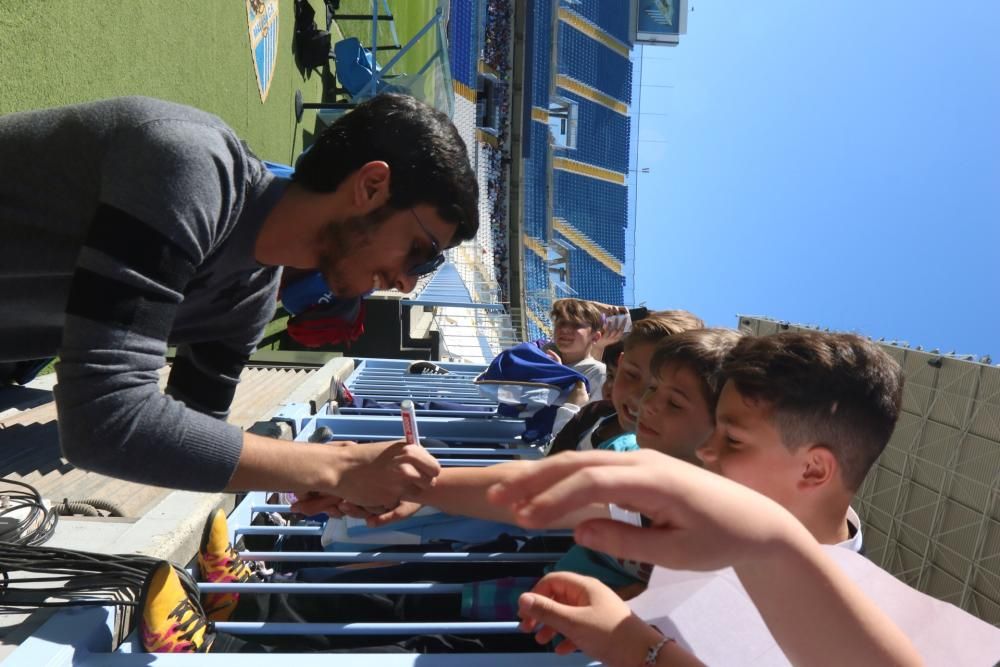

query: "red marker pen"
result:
(401, 399), (421, 445)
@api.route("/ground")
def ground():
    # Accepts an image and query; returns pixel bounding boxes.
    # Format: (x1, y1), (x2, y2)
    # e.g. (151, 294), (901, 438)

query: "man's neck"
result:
(255, 183), (346, 268)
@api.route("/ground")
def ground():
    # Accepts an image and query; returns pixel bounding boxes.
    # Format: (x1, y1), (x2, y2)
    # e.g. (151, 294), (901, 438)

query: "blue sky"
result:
(628, 2), (999, 357)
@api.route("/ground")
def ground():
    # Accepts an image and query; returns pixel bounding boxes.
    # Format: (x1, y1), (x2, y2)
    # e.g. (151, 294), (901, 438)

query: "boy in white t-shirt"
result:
(507, 331), (909, 664)
(545, 298), (608, 401)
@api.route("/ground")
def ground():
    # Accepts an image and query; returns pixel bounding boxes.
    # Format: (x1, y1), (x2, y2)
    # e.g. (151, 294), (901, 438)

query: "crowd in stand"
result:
(484, 144), (510, 301)
(480, 0), (514, 302)
(482, 0), (512, 75)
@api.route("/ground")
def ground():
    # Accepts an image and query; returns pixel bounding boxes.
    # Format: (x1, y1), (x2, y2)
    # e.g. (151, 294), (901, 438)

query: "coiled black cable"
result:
(0, 477), (58, 545)
(0, 478), (199, 630)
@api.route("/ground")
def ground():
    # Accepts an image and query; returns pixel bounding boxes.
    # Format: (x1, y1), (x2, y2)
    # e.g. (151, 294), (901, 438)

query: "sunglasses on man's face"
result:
(407, 209), (447, 277)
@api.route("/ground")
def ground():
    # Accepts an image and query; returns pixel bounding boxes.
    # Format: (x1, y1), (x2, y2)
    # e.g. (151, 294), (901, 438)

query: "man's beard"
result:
(316, 207), (391, 297)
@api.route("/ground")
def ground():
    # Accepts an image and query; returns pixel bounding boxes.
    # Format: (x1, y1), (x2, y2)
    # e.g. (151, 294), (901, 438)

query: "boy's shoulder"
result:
(548, 400), (617, 456)
(569, 356), (607, 390)
(569, 356), (606, 373)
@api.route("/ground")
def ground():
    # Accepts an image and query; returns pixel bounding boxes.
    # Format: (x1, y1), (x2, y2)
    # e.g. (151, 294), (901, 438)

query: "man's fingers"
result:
(366, 502), (421, 527)
(395, 463), (435, 492)
(337, 502), (374, 519)
(400, 482), (428, 501)
(290, 494), (344, 516)
(396, 462), (423, 483)
(396, 445), (441, 478)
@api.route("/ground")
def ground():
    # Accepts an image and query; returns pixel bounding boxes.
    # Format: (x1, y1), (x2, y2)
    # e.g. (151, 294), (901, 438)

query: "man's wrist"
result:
(312, 441), (348, 492)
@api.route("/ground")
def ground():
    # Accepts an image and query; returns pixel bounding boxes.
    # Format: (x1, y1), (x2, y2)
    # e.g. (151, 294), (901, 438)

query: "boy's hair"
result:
(721, 332), (904, 491)
(622, 309), (705, 351)
(550, 299), (604, 331)
(293, 93), (479, 246)
(602, 342), (624, 369)
(650, 328), (743, 414)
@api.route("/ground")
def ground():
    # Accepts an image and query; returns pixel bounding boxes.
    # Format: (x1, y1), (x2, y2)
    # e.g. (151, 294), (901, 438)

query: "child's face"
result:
(611, 342), (656, 432)
(636, 363), (714, 463)
(696, 380), (806, 508)
(553, 318), (598, 360)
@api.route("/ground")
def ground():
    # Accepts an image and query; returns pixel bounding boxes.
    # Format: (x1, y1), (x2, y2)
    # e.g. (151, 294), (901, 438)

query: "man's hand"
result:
(518, 572), (668, 667)
(326, 440), (440, 509)
(363, 500), (424, 527)
(290, 492), (349, 517)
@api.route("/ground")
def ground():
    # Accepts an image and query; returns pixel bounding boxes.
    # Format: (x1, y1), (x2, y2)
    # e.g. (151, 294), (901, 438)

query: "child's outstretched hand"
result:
(494, 451), (924, 667)
(519, 572), (694, 667)
(488, 449), (803, 572)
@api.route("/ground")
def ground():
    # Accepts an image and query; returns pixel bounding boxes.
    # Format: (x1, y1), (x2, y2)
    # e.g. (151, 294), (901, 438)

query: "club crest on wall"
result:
(246, 0), (279, 102)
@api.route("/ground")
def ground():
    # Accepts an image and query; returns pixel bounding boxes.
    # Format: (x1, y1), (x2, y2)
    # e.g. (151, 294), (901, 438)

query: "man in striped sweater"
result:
(0, 94), (478, 506)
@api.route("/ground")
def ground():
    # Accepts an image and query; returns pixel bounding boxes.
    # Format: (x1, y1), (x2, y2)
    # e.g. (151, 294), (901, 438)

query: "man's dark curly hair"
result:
(293, 93), (479, 246)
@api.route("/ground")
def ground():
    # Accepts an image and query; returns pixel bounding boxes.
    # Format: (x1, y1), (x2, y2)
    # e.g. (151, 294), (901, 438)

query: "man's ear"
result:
(799, 445), (838, 490)
(353, 161), (391, 213)
(591, 328), (603, 344)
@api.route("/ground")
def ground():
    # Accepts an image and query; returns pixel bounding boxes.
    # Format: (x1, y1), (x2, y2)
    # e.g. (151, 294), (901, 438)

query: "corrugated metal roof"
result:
(0, 365), (315, 518)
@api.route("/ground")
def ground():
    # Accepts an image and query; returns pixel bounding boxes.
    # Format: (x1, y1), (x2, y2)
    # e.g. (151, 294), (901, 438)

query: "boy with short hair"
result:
(549, 309), (705, 453)
(696, 330), (901, 547)
(634, 327), (742, 465)
(546, 298), (608, 400)
(510, 330), (906, 661)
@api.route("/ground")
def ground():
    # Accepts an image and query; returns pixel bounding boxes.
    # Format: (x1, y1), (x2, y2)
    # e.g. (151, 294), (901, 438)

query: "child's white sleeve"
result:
(551, 404), (581, 437)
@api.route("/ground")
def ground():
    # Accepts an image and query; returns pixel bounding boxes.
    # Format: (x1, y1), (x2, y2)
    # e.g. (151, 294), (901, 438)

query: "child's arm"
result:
(367, 462), (609, 528)
(293, 460), (611, 527)
(518, 571), (704, 667)
(490, 450), (924, 667)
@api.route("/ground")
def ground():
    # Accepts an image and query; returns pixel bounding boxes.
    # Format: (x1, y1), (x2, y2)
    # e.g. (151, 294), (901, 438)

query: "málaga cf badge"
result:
(246, 0), (279, 102)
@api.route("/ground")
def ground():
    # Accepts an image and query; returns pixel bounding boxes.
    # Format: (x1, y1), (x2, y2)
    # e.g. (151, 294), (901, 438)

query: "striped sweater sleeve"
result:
(53, 117), (249, 491)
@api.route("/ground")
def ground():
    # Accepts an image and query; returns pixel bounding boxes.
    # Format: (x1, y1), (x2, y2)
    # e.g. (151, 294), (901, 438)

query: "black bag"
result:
(293, 0), (332, 72)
